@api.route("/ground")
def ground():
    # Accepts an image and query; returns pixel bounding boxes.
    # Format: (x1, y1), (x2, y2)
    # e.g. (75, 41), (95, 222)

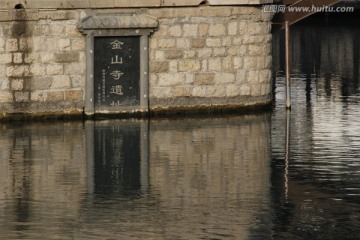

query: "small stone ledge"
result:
(0, 9), (76, 22)
(78, 13), (158, 32)
(149, 101), (273, 118)
(0, 0), (273, 9)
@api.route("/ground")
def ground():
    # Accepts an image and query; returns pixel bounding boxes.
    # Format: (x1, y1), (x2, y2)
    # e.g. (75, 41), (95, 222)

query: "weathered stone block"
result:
(168, 25), (182, 37)
(31, 91), (45, 102)
(51, 24), (65, 35)
(234, 56), (243, 69)
(0, 67), (6, 79)
(32, 25), (51, 35)
(154, 50), (165, 61)
(215, 73), (235, 84)
(176, 38), (191, 49)
(261, 84), (271, 95)
(209, 23), (226, 37)
(54, 52), (79, 63)
(192, 86), (206, 97)
(49, 11), (72, 21)
(153, 25), (169, 38)
(183, 24), (198, 37)
(41, 53), (54, 64)
(64, 62), (85, 75)
(207, 85), (226, 97)
(157, 73), (186, 86)
(212, 47), (226, 57)
(228, 22), (238, 36)
(0, 38), (5, 52)
(178, 59), (201, 72)
(198, 23), (209, 37)
(222, 36), (232, 47)
(248, 45), (263, 56)
(233, 37), (243, 45)
(200, 7), (232, 17)
(165, 50), (184, 59)
(151, 87), (173, 98)
(243, 56), (257, 69)
(13, 53), (23, 64)
(0, 53), (12, 64)
(184, 50), (196, 59)
(169, 60), (178, 72)
(197, 48), (212, 58)
(30, 64), (47, 76)
(65, 90), (82, 101)
(24, 53), (39, 64)
(19, 38), (33, 52)
(226, 85), (239, 97)
(173, 86), (192, 97)
(47, 64), (64, 75)
(259, 69), (271, 83)
(11, 79), (24, 90)
(208, 58), (222, 71)
(248, 70), (259, 84)
(71, 38), (85, 51)
(251, 85), (262, 96)
(206, 38), (222, 48)
(6, 38), (18, 52)
(201, 60), (208, 71)
(238, 21), (248, 34)
(195, 73), (215, 85)
(158, 39), (176, 48)
(31, 77), (53, 90)
(14, 91), (30, 102)
(148, 9), (174, 19)
(191, 38), (206, 48)
(248, 22), (267, 36)
(65, 24), (80, 37)
(236, 70), (247, 83)
(0, 91), (13, 103)
(222, 57), (233, 71)
(240, 84), (251, 96)
(33, 37), (47, 52)
(59, 39), (71, 51)
(150, 61), (169, 73)
(6, 65), (30, 77)
(70, 75), (85, 88)
(51, 75), (71, 89)
(47, 91), (64, 101)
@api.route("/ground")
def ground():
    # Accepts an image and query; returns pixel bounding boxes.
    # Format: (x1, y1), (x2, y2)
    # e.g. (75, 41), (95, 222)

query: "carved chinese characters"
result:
(94, 37), (140, 108)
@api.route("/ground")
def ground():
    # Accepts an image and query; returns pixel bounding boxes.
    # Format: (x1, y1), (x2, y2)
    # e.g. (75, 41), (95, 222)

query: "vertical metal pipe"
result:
(285, 21), (291, 109)
(284, 109), (291, 200)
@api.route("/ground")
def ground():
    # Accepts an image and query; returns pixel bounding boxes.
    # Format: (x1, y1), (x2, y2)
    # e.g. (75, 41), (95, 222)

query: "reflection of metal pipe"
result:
(285, 21), (291, 109)
(285, 110), (291, 200)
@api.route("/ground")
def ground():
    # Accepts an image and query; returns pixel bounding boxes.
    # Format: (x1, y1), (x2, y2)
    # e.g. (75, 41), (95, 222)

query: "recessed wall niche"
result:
(78, 12), (158, 116)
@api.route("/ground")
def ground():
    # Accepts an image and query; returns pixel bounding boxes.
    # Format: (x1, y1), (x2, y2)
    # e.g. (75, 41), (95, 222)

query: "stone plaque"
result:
(94, 37), (140, 107)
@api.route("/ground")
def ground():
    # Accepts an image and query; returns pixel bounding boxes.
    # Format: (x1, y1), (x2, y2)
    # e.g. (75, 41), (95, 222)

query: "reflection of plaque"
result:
(90, 121), (149, 196)
(94, 37), (140, 107)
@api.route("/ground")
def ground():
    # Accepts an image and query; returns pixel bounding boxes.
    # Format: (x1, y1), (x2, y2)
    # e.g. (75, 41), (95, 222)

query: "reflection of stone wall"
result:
(149, 114), (271, 239)
(0, 122), (88, 238)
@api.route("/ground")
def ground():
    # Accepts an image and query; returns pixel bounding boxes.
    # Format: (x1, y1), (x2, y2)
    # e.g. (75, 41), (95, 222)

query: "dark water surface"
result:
(1, 14), (360, 240)
(271, 13), (360, 240)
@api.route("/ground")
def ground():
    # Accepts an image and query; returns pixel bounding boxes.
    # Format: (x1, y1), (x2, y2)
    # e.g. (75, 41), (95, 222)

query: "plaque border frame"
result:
(78, 13), (158, 116)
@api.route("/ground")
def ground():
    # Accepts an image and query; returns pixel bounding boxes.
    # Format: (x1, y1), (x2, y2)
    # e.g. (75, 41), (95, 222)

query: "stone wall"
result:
(0, 10), (85, 118)
(148, 6), (272, 111)
(0, 3), (273, 119)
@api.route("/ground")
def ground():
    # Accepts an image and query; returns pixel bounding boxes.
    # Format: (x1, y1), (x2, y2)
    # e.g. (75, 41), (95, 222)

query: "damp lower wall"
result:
(0, 1), (274, 119)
